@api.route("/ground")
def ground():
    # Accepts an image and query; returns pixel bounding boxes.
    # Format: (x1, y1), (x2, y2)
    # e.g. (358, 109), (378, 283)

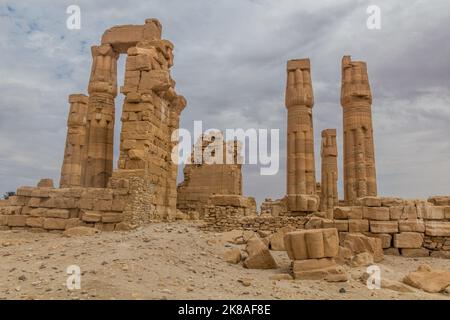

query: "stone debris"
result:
(342, 233), (384, 263)
(403, 264), (450, 293)
(360, 272), (414, 293)
(222, 248), (241, 264)
(284, 228), (347, 281)
(269, 226), (296, 251)
(243, 238), (277, 269)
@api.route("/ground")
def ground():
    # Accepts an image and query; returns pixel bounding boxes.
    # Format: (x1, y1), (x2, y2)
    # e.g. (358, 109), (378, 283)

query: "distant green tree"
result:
(2, 191), (15, 200)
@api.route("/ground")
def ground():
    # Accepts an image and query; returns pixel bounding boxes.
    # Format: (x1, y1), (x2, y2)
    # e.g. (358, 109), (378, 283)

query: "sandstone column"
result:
(341, 55), (377, 205)
(60, 94), (89, 188)
(167, 94), (187, 215)
(83, 44), (119, 188)
(285, 58), (317, 213)
(320, 129), (338, 213)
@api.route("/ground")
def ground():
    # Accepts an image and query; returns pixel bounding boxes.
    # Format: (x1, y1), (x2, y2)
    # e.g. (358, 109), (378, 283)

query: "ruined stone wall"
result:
(177, 134), (242, 216)
(260, 198), (288, 217)
(2, 19), (185, 233)
(320, 196), (450, 257)
(260, 196), (317, 217)
(200, 207), (307, 232)
(117, 36), (185, 219)
(0, 184), (130, 232)
(200, 195), (306, 232)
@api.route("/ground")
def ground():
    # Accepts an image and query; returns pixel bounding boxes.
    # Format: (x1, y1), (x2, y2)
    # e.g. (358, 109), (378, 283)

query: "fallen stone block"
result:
(243, 237), (277, 269)
(292, 259), (348, 282)
(284, 228), (339, 260)
(350, 252), (374, 267)
(403, 264), (450, 293)
(343, 233), (383, 262)
(223, 248), (242, 264)
(360, 273), (413, 292)
(269, 226), (295, 251)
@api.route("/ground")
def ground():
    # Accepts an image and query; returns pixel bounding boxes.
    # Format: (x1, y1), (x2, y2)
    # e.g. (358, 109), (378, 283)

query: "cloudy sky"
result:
(0, 0), (449, 205)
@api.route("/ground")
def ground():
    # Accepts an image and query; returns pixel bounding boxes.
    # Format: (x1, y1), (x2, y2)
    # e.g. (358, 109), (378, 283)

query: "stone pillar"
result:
(320, 129), (338, 213)
(60, 94), (89, 188)
(285, 58), (317, 213)
(117, 38), (184, 218)
(341, 55), (377, 205)
(167, 95), (187, 215)
(83, 44), (119, 188)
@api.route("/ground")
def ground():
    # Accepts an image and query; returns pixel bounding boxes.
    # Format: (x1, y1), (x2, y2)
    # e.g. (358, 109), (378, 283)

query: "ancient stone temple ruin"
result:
(1, 18), (449, 263)
(0, 19), (186, 232)
(177, 132), (244, 217)
(341, 55), (377, 205)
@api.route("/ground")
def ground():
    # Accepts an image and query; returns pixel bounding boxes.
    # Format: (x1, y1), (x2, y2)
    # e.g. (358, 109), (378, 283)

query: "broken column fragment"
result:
(60, 94), (88, 188)
(320, 129), (338, 214)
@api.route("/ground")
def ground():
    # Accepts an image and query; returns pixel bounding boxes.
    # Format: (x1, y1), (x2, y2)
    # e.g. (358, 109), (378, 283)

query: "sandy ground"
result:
(0, 221), (449, 300)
